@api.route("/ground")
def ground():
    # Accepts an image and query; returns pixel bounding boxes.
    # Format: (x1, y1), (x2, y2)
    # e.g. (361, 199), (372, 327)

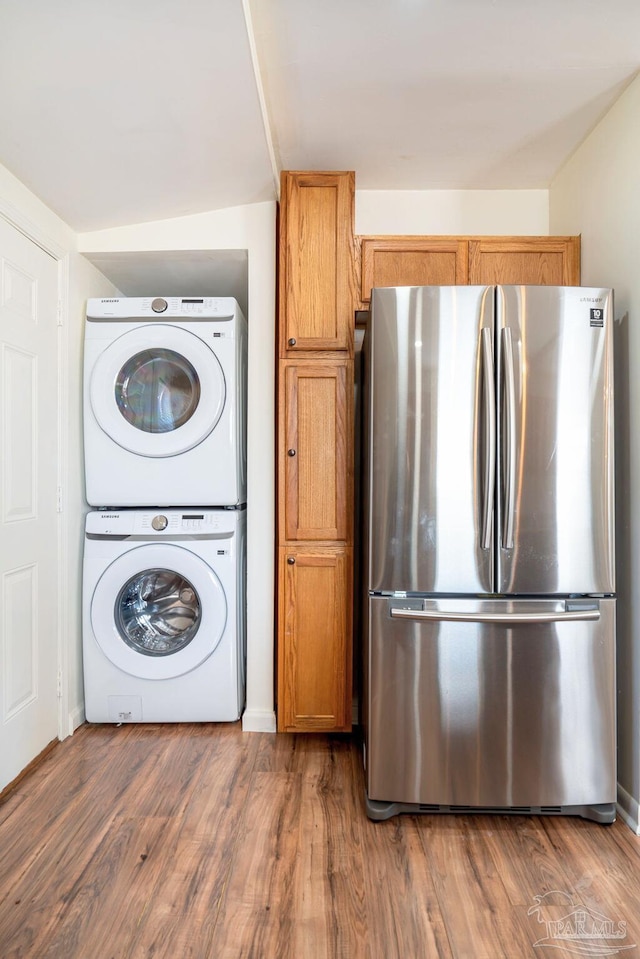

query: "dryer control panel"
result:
(86, 297), (239, 320)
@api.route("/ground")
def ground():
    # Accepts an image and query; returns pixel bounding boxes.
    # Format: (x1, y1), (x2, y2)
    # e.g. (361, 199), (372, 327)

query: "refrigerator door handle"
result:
(501, 326), (517, 550)
(480, 327), (496, 550)
(389, 607), (600, 624)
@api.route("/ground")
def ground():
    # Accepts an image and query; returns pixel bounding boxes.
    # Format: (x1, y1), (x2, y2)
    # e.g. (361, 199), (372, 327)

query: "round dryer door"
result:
(89, 325), (226, 457)
(91, 544), (227, 680)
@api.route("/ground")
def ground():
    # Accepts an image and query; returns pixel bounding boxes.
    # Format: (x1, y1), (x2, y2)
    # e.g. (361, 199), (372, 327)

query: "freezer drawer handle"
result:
(480, 327), (496, 550)
(389, 607), (600, 624)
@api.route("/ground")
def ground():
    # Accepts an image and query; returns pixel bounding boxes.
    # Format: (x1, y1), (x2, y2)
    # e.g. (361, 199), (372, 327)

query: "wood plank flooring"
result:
(1, 723), (640, 958)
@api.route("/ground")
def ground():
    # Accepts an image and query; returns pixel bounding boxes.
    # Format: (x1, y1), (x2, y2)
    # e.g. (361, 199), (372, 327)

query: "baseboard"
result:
(69, 704), (86, 735)
(616, 782), (640, 834)
(241, 708), (276, 733)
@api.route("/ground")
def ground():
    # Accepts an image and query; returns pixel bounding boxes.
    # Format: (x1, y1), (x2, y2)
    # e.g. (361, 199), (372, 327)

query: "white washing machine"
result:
(82, 508), (246, 723)
(84, 296), (247, 507)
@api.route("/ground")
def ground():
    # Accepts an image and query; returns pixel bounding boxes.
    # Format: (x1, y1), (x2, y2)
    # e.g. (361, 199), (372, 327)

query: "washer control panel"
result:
(138, 512), (215, 534)
(86, 510), (239, 537)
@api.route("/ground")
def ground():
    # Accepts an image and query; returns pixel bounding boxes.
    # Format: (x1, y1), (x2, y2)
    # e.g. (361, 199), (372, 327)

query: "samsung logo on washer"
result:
(100, 513), (120, 519)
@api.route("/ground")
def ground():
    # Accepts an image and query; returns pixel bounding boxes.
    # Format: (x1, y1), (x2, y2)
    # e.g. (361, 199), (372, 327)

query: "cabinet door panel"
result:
(280, 361), (351, 543)
(468, 237), (581, 286)
(360, 237), (468, 303)
(277, 547), (352, 732)
(280, 172), (355, 354)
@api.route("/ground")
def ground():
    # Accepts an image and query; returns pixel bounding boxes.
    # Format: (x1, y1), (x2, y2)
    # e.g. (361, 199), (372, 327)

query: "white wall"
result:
(355, 189), (548, 235)
(550, 74), (640, 831)
(66, 255), (120, 728)
(0, 163), (75, 251)
(79, 202), (277, 732)
(0, 161), (118, 738)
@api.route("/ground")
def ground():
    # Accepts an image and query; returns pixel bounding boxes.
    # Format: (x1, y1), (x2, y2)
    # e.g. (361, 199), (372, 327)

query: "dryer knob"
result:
(152, 514), (169, 531)
(151, 297), (168, 313)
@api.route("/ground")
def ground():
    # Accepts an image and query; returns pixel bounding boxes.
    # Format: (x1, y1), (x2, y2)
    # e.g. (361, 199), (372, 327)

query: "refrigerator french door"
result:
(362, 285), (616, 823)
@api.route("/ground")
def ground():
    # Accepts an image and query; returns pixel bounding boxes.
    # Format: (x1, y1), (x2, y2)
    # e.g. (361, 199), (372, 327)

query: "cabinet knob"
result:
(287, 448), (296, 457)
(287, 556), (296, 565)
(288, 337), (296, 347)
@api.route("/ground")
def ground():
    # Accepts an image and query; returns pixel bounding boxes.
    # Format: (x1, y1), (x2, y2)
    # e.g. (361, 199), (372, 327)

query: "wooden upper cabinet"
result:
(279, 359), (352, 544)
(360, 237), (468, 303)
(468, 236), (581, 286)
(279, 172), (356, 355)
(277, 546), (352, 732)
(358, 235), (581, 301)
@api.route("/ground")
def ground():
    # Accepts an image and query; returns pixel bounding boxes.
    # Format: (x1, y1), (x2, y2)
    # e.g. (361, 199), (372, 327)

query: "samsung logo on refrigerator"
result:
(578, 295), (605, 326)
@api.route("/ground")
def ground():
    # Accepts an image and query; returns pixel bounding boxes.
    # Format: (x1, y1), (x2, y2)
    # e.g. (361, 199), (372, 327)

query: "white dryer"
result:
(82, 508), (246, 723)
(84, 296), (247, 507)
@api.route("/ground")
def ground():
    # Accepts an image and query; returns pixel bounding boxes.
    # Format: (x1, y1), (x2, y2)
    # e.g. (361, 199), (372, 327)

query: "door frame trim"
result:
(0, 196), (71, 742)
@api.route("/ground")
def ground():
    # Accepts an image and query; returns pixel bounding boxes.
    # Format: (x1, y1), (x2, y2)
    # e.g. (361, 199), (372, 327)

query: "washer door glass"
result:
(115, 350), (201, 434)
(91, 543), (227, 680)
(116, 568), (201, 655)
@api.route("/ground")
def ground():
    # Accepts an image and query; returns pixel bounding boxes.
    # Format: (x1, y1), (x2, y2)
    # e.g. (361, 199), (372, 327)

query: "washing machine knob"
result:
(152, 514), (169, 531)
(151, 297), (168, 313)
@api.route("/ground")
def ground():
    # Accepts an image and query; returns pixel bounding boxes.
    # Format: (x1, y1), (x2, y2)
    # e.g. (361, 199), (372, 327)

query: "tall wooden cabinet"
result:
(276, 172), (355, 732)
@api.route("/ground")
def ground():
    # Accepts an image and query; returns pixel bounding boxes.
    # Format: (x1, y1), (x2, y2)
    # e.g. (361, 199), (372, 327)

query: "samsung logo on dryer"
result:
(100, 299), (119, 303)
(100, 513), (120, 519)
(580, 296), (604, 302)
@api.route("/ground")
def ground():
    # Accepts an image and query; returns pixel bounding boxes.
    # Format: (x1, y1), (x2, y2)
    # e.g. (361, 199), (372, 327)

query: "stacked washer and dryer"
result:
(82, 296), (247, 723)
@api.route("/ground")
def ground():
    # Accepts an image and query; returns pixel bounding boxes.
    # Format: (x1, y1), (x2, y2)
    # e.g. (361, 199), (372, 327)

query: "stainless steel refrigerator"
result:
(361, 285), (616, 823)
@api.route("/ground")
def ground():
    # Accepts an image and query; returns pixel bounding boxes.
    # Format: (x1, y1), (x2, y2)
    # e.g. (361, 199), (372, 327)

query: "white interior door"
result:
(0, 217), (59, 792)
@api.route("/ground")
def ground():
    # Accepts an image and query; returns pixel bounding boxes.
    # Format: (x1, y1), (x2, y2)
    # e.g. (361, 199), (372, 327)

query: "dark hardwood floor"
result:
(1, 723), (640, 958)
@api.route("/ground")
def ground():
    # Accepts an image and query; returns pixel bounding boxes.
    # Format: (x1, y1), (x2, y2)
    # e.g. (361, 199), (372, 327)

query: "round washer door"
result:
(91, 544), (227, 680)
(90, 325), (226, 457)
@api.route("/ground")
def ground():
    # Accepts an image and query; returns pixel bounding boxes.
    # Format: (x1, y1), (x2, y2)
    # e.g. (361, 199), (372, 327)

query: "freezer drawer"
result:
(365, 596), (616, 811)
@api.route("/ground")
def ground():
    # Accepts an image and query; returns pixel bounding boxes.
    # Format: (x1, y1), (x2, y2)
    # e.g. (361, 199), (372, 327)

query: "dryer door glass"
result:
(115, 349), (201, 433)
(115, 568), (201, 655)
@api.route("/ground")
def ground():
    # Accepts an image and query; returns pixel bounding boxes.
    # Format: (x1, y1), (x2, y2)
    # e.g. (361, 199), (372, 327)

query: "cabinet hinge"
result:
(57, 300), (63, 326)
(57, 668), (63, 699)
(56, 487), (63, 513)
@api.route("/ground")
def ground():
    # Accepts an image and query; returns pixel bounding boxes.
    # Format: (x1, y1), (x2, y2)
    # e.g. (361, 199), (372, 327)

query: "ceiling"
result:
(1, 0), (639, 233)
